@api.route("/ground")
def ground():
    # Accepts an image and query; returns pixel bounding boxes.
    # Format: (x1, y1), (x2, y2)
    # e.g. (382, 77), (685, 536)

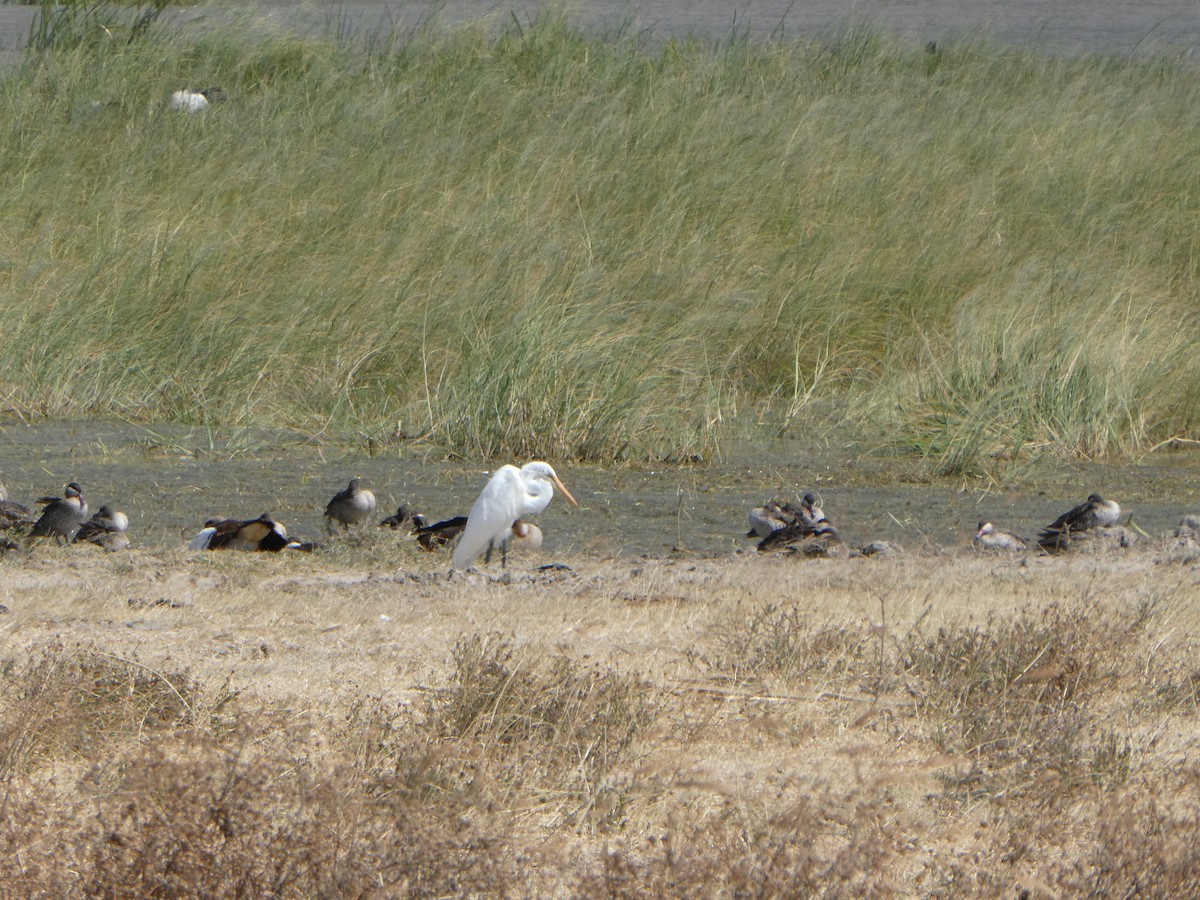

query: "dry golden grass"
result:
(1, 544), (1199, 894)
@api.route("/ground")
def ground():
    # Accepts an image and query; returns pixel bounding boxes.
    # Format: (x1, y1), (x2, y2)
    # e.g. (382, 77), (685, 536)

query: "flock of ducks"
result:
(0, 463), (570, 571)
(748, 491), (1131, 557)
(0, 467), (1151, 567)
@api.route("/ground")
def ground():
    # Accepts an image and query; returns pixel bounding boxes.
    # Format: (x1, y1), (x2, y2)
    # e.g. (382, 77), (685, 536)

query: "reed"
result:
(2, 12), (1199, 467)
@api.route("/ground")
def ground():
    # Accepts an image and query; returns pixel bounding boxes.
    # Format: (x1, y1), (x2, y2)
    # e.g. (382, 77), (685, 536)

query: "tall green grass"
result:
(2, 12), (1199, 467)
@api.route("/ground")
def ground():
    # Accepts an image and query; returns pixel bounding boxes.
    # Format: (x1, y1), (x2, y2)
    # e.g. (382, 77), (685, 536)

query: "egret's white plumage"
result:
(451, 462), (578, 570)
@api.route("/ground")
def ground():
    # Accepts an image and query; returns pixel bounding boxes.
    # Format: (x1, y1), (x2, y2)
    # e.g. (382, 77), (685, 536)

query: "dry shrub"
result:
(0, 642), (204, 778)
(900, 603), (1124, 780)
(1055, 779), (1200, 895)
(698, 603), (874, 686)
(581, 778), (900, 897)
(0, 732), (518, 897)
(427, 633), (655, 828)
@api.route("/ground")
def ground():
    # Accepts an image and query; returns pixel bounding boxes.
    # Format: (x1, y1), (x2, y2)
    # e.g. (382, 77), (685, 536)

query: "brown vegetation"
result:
(0, 547), (1198, 895)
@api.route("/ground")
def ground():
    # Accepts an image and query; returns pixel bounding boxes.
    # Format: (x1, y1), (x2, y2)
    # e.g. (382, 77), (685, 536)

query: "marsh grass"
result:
(3, 13), (1200, 466)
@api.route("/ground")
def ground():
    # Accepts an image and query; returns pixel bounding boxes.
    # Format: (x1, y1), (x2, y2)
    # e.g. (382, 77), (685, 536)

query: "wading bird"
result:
(324, 478), (376, 531)
(1038, 494), (1121, 552)
(451, 462), (578, 570)
(975, 521), (1027, 551)
(31, 482), (88, 543)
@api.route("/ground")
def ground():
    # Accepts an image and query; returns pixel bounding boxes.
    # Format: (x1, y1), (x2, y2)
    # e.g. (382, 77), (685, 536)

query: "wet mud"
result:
(2, 0), (1200, 56)
(0, 419), (1197, 560)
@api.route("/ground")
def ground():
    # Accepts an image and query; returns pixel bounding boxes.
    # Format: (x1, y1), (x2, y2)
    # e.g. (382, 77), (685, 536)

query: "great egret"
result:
(31, 482), (88, 543)
(974, 521), (1027, 551)
(451, 462), (578, 570)
(74, 505), (130, 551)
(324, 478), (376, 531)
(1038, 494), (1121, 552)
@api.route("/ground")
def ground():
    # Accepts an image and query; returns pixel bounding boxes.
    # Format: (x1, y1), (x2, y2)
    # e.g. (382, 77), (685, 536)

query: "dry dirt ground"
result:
(2, 534), (1200, 895)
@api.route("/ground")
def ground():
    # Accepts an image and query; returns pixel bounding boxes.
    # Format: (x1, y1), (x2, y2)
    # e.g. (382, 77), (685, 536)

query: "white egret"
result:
(451, 462), (578, 570)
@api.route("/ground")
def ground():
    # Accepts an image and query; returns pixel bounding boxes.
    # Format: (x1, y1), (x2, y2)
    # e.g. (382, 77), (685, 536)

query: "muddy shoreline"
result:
(2, 0), (1200, 56)
(1, 419), (1197, 558)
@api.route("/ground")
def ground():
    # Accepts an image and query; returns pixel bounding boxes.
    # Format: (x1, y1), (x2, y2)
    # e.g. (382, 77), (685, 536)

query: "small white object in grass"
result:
(170, 90), (209, 113)
(379, 614), (392, 622)
(169, 87), (226, 114)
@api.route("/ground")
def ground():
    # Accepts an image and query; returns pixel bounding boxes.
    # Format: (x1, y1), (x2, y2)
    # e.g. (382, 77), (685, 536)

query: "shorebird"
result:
(975, 521), (1028, 551)
(74, 505), (130, 551)
(30, 482), (88, 543)
(452, 462), (577, 570)
(190, 514), (293, 552)
(324, 478), (377, 531)
(1038, 494), (1121, 552)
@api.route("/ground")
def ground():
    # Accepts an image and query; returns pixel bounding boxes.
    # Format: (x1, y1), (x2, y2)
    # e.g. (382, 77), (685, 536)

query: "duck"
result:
(747, 492), (824, 538)
(73, 505), (130, 551)
(486, 518), (544, 567)
(324, 478), (377, 531)
(379, 504), (418, 529)
(768, 520), (849, 559)
(975, 521), (1027, 552)
(756, 503), (838, 553)
(190, 514), (292, 552)
(412, 514), (542, 566)
(413, 515), (467, 551)
(1038, 494), (1122, 552)
(0, 481), (31, 530)
(30, 482), (88, 543)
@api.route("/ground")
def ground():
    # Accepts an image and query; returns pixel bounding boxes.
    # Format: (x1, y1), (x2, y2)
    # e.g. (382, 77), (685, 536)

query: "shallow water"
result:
(2, 0), (1200, 56)
(1, 419), (1197, 559)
